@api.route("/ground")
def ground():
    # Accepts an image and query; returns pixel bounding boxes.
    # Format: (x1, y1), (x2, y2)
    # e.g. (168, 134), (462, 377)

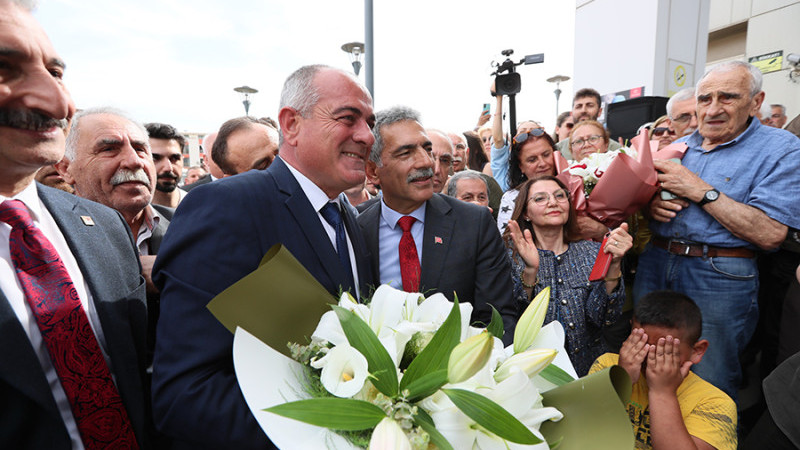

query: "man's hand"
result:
(654, 159), (712, 203)
(476, 110), (491, 128)
(140, 254), (159, 295)
(619, 328), (649, 384)
(575, 215), (608, 241)
(649, 196), (689, 223)
(645, 336), (692, 395)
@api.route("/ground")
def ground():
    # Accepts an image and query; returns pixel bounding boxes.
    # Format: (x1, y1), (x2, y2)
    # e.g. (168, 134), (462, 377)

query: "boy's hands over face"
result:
(645, 336), (692, 394)
(619, 328), (650, 384)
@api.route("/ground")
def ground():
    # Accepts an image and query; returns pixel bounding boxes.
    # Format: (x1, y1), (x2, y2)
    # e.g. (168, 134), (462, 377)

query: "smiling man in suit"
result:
(0, 1), (151, 448)
(358, 106), (516, 341)
(152, 64), (377, 449)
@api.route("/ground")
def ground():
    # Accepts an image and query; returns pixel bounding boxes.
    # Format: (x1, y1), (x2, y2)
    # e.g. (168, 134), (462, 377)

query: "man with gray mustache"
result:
(0, 2), (152, 447)
(56, 107), (173, 371)
(357, 106), (517, 343)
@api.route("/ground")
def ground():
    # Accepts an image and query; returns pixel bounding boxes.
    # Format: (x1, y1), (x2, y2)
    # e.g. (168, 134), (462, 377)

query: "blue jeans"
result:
(634, 244), (759, 402)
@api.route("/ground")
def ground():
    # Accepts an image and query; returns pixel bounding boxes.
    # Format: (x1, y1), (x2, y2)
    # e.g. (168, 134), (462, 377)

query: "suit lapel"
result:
(0, 290), (62, 418)
(342, 198), (380, 297)
(148, 212), (169, 255)
(420, 195), (455, 292)
(352, 200), (381, 295)
(272, 159), (350, 293)
(37, 186), (141, 399)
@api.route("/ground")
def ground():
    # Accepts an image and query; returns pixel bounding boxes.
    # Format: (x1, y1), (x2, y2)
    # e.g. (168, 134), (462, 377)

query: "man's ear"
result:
(365, 160), (381, 186)
(54, 158), (75, 185)
(689, 339), (709, 365)
(278, 107), (302, 147)
(750, 91), (766, 117)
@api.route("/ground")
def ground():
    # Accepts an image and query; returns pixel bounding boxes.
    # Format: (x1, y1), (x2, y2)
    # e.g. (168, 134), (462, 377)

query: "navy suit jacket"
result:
(0, 184), (150, 449)
(152, 158), (375, 449)
(357, 194), (517, 341)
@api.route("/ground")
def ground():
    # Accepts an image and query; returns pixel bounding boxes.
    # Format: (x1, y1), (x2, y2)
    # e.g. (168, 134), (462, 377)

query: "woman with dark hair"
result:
(553, 111), (574, 144)
(464, 130), (489, 172)
(504, 175), (633, 375)
(495, 128), (557, 234)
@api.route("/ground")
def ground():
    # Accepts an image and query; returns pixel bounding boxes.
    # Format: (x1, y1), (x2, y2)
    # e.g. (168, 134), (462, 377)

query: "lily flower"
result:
(309, 344), (369, 398)
(448, 331), (494, 384)
(494, 348), (557, 382)
(514, 287), (550, 354)
(369, 417), (412, 450)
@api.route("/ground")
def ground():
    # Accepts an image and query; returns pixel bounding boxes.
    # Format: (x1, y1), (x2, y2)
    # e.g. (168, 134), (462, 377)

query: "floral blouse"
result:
(509, 240), (624, 376)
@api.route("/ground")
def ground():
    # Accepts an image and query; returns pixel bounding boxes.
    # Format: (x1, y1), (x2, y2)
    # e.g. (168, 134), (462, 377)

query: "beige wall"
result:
(706, 0), (800, 120)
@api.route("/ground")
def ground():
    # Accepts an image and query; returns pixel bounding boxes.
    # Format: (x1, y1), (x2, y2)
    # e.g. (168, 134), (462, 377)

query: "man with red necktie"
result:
(0, 1), (152, 448)
(358, 106), (517, 343)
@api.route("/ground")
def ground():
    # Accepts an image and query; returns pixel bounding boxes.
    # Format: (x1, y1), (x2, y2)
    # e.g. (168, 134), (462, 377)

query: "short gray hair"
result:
(64, 107), (149, 161)
(699, 61), (762, 98)
(771, 104), (786, 116)
(445, 170), (488, 197)
(666, 88), (695, 118)
(279, 65), (329, 117)
(369, 106), (422, 165)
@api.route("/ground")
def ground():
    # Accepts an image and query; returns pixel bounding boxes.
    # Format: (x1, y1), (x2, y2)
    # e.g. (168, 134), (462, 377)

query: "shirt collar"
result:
(380, 199), (426, 230)
(144, 205), (161, 231)
(282, 157), (338, 212)
(0, 182), (44, 224)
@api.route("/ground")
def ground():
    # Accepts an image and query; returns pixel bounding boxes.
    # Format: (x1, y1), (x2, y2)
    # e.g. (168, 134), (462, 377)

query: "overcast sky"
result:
(35, 1), (575, 135)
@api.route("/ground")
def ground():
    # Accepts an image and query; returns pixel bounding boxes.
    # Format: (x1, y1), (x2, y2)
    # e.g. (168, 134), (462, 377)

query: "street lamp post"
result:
(546, 75), (570, 118)
(341, 42), (365, 76)
(233, 85), (258, 116)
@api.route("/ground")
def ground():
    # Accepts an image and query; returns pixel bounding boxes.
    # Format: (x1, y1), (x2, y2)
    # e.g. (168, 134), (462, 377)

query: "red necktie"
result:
(0, 200), (139, 450)
(397, 216), (421, 292)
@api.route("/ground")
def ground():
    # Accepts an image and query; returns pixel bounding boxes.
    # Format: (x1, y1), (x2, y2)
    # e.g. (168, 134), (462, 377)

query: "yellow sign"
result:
(673, 65), (686, 87)
(749, 51), (783, 74)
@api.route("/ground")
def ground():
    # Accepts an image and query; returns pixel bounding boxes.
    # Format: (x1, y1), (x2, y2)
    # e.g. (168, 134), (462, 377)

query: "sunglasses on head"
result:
(512, 128), (546, 145)
(652, 127), (675, 137)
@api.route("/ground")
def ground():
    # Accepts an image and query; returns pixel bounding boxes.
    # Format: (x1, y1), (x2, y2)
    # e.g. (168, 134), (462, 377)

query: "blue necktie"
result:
(320, 202), (356, 294)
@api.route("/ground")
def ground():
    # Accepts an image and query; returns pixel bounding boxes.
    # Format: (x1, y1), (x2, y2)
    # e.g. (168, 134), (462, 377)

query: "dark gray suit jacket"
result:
(0, 184), (150, 449)
(357, 194), (517, 340)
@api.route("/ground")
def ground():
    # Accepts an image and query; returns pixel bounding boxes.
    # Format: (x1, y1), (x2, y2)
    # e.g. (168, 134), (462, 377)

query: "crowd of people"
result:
(3, 0), (800, 449)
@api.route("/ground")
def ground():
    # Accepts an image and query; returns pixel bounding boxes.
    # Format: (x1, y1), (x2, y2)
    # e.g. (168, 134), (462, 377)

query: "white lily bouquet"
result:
(261, 285), (569, 449)
(214, 245), (635, 449)
(567, 146), (638, 197)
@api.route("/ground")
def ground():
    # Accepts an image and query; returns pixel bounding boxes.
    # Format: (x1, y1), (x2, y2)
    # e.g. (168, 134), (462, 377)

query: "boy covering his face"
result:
(590, 290), (737, 450)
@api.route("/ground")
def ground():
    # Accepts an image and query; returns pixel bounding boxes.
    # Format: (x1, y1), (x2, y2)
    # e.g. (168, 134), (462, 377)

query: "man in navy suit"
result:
(0, 2), (151, 448)
(357, 106), (517, 341)
(152, 65), (377, 449)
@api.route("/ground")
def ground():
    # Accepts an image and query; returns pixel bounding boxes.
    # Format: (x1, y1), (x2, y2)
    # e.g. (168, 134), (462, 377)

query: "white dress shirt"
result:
(377, 200), (426, 289)
(283, 159), (360, 297)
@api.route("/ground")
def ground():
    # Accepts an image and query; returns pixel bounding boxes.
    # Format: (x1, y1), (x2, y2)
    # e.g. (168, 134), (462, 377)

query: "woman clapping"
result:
(504, 176), (633, 375)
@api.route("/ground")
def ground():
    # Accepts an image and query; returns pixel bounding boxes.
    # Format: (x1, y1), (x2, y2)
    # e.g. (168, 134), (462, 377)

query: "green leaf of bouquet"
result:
(486, 305), (505, 340)
(442, 388), (542, 445)
(264, 398), (385, 430)
(405, 369), (448, 402)
(333, 306), (399, 397)
(414, 408), (454, 450)
(399, 297), (461, 393)
(539, 364), (575, 386)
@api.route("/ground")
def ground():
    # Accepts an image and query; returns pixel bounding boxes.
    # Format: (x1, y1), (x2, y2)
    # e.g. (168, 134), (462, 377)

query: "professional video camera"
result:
(491, 49), (544, 96)
(491, 49), (545, 137)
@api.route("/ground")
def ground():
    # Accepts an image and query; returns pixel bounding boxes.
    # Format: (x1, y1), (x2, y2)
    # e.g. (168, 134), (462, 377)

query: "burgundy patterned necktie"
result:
(0, 200), (139, 450)
(397, 216), (421, 292)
